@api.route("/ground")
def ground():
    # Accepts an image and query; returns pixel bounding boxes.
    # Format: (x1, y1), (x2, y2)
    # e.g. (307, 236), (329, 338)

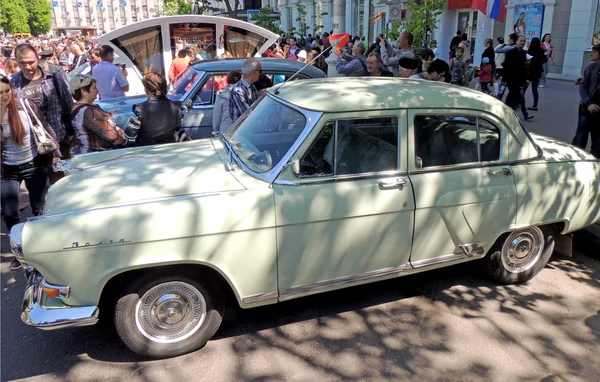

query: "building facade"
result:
(278, 0), (600, 77)
(50, 0), (165, 35)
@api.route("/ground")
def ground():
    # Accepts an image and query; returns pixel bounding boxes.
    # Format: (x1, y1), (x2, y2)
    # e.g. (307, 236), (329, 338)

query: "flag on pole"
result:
(372, 12), (383, 25)
(330, 33), (350, 55)
(489, 0), (506, 22)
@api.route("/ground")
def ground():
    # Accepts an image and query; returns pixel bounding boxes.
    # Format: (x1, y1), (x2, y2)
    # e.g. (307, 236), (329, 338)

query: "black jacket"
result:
(503, 47), (527, 86)
(133, 96), (184, 146)
(482, 46), (496, 68)
(527, 47), (545, 81)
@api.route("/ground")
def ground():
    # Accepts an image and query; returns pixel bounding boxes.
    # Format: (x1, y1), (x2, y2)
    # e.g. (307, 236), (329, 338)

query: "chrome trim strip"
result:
(279, 263), (413, 298)
(40, 280), (71, 299)
(242, 291), (279, 304)
(457, 242), (486, 257)
(21, 268), (99, 330)
(411, 253), (469, 268)
(409, 161), (511, 175)
(26, 192), (221, 221)
(274, 171), (409, 186)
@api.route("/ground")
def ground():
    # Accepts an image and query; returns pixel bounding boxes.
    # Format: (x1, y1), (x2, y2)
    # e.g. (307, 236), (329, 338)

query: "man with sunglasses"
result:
(229, 59), (261, 123)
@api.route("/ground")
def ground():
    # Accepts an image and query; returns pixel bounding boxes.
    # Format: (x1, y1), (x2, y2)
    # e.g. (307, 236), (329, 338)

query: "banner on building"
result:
(513, 3), (545, 39)
(447, 0), (488, 15)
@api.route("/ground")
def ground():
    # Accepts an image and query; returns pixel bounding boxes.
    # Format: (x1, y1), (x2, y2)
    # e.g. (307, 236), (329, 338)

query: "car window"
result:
(414, 115), (500, 168)
(170, 23), (217, 59)
(168, 67), (202, 101)
(110, 26), (164, 75)
(300, 117), (399, 177)
(223, 25), (268, 58)
(192, 75), (228, 105)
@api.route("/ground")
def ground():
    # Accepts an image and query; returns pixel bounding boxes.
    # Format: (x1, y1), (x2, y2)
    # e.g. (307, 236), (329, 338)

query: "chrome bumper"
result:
(21, 267), (99, 330)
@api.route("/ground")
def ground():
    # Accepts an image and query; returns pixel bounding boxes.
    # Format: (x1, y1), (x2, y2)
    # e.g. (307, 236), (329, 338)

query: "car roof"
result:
(269, 77), (515, 116)
(190, 58), (326, 78)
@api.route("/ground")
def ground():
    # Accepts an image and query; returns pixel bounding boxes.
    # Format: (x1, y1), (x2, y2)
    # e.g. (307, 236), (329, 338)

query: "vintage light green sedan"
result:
(11, 78), (600, 358)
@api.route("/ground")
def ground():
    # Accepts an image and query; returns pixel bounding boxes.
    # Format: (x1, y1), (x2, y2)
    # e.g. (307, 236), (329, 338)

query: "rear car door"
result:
(407, 110), (517, 267)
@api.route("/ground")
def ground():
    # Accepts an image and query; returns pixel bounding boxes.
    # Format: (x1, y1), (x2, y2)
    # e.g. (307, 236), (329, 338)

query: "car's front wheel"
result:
(114, 273), (223, 358)
(486, 226), (555, 285)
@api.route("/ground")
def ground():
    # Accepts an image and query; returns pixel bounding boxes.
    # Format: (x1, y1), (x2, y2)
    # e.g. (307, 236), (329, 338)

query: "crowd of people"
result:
(1, 30), (599, 271)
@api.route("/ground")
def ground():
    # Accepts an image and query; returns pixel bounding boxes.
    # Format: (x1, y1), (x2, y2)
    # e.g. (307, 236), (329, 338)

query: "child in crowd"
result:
(478, 57), (493, 94)
(449, 46), (468, 86)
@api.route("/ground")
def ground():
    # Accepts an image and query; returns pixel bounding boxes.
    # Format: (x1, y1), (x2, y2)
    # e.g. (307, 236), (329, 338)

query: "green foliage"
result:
(157, 0), (191, 16)
(252, 7), (283, 35)
(0, 0), (31, 35)
(404, 0), (445, 48)
(381, 20), (402, 42)
(311, 3), (327, 34)
(25, 0), (52, 36)
(191, 0), (218, 15)
(295, 4), (310, 36)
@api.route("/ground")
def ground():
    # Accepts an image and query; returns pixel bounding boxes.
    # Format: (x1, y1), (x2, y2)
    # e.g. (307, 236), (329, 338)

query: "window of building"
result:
(86, 17), (92, 24)
(414, 115), (500, 168)
(300, 118), (399, 177)
(110, 25), (164, 74)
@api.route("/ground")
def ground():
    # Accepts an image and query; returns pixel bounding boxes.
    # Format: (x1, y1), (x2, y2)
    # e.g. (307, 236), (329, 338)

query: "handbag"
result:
(20, 98), (58, 155)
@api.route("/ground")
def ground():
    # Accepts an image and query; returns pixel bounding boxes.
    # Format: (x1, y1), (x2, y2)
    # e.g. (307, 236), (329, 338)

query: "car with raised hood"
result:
(11, 78), (600, 358)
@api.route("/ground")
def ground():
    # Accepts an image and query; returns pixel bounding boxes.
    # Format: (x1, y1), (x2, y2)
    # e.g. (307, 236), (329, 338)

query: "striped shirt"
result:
(229, 78), (258, 123)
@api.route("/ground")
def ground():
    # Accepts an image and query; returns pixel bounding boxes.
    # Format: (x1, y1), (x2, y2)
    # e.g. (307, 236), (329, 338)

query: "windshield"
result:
(168, 67), (202, 101)
(225, 96), (307, 174)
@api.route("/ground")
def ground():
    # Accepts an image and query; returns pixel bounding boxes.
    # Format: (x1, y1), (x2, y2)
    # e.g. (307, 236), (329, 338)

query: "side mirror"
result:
(184, 99), (192, 112)
(286, 158), (300, 176)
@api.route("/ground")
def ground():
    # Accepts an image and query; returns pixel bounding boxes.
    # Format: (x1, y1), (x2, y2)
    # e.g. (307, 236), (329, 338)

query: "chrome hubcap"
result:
(135, 282), (206, 343)
(501, 227), (544, 273)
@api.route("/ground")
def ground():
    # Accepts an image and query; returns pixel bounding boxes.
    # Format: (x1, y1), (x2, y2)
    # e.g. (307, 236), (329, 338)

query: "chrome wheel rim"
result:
(501, 227), (544, 273)
(135, 282), (206, 344)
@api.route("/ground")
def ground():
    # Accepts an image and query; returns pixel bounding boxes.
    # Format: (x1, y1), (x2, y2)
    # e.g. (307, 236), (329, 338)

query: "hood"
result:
(45, 139), (245, 215)
(530, 133), (597, 162)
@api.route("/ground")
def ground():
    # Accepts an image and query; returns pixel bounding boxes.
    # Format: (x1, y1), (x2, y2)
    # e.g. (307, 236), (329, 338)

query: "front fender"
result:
(22, 188), (277, 308)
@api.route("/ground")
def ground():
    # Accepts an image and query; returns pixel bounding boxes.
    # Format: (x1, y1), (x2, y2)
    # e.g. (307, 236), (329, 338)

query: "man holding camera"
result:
(379, 32), (415, 77)
(92, 45), (129, 100)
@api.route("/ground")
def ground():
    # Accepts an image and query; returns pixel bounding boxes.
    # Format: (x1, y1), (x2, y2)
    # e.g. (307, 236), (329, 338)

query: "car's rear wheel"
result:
(114, 273), (223, 358)
(486, 226), (554, 285)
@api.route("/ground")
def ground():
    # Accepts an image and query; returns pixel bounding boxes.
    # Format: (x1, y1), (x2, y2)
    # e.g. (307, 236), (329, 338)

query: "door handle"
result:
(487, 167), (513, 176)
(378, 178), (407, 189)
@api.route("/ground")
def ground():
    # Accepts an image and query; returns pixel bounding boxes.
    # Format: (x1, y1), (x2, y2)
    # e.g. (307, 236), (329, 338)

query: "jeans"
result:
(540, 61), (549, 86)
(506, 83), (529, 118)
(1, 160), (48, 231)
(572, 104), (600, 158)
(526, 79), (540, 108)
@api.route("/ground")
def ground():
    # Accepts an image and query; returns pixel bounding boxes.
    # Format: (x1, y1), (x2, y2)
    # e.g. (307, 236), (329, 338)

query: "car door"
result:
(181, 73), (227, 139)
(407, 110), (517, 267)
(273, 112), (415, 300)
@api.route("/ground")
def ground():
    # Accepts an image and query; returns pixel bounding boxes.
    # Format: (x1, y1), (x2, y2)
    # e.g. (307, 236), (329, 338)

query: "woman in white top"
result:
(540, 33), (554, 87)
(1, 75), (60, 270)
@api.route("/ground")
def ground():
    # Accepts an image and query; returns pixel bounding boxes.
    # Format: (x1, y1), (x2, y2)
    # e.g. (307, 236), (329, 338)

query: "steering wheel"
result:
(232, 135), (261, 158)
(262, 150), (272, 168)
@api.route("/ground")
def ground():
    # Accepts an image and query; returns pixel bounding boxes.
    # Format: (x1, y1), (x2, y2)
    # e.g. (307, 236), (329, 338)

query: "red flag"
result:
(333, 34), (350, 54)
(372, 11), (383, 25)
(329, 33), (348, 41)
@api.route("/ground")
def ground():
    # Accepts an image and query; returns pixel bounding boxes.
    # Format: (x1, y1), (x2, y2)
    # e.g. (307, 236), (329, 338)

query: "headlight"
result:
(10, 223), (25, 261)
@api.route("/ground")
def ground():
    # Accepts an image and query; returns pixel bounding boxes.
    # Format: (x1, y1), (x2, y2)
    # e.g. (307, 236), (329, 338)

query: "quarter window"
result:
(414, 115), (500, 168)
(300, 117), (398, 177)
(193, 75), (227, 104)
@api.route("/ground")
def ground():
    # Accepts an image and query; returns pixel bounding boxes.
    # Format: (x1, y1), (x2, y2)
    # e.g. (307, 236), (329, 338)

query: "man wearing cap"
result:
(397, 57), (419, 78)
(409, 59), (449, 81)
(39, 48), (66, 81)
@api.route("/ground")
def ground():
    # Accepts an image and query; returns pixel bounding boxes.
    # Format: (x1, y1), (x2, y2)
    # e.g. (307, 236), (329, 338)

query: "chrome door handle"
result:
(378, 178), (407, 189)
(487, 167), (513, 176)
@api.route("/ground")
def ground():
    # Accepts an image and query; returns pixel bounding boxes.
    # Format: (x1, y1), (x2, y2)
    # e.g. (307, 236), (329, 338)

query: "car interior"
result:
(414, 115), (500, 168)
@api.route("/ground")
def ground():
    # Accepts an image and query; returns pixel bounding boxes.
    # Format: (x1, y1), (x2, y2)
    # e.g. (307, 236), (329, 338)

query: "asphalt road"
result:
(1, 79), (599, 381)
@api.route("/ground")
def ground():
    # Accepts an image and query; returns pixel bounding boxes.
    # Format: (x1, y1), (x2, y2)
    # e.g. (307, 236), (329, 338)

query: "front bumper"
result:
(21, 267), (99, 330)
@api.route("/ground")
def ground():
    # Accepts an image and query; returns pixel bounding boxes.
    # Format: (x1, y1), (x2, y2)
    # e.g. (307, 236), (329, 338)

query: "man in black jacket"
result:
(449, 31), (462, 59)
(573, 44), (600, 158)
(502, 35), (533, 120)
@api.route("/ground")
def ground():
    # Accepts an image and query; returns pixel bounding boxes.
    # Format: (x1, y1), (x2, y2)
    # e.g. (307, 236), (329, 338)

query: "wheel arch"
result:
(98, 263), (241, 320)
